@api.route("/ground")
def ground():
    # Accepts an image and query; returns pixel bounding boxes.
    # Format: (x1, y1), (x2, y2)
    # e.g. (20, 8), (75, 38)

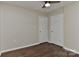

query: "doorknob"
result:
(51, 31), (53, 32)
(40, 31), (42, 32)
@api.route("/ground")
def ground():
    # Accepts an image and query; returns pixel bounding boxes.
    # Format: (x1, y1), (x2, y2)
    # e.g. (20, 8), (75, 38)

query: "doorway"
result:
(38, 16), (48, 43)
(49, 14), (64, 46)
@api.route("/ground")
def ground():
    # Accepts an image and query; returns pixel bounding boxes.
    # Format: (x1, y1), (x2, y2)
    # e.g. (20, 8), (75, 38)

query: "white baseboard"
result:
(1, 41), (79, 56)
(1, 42), (41, 55)
(63, 47), (79, 54)
(0, 53), (1, 56)
(48, 41), (64, 47)
(48, 41), (79, 54)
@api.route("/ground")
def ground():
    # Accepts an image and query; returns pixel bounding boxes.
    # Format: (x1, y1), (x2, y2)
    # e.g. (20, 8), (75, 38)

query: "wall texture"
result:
(48, 2), (79, 52)
(48, 7), (64, 16)
(64, 2), (79, 52)
(0, 4), (46, 51)
(0, 5), (1, 51)
(1, 1), (79, 53)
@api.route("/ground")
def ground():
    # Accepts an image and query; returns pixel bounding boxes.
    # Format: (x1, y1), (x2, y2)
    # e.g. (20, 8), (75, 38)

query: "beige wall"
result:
(48, 2), (79, 52)
(0, 5), (1, 51)
(1, 1), (79, 53)
(0, 4), (46, 51)
(64, 2), (79, 52)
(48, 7), (64, 16)
(0, 5), (3, 51)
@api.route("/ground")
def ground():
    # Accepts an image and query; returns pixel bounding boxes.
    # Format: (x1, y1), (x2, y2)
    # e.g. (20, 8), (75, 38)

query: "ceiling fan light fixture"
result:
(45, 2), (50, 7)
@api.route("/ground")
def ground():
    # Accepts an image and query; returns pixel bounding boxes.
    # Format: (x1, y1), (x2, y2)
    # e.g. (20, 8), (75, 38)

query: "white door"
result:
(50, 14), (64, 46)
(38, 16), (48, 43)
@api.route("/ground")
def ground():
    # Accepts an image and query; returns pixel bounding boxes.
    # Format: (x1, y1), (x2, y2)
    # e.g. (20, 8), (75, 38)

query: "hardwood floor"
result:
(1, 42), (79, 57)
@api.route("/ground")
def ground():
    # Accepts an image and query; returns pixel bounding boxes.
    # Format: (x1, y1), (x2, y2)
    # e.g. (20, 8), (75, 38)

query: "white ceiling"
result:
(0, 1), (73, 12)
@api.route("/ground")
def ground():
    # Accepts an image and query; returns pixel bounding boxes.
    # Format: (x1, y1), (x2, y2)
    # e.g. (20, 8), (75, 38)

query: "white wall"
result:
(0, 4), (46, 51)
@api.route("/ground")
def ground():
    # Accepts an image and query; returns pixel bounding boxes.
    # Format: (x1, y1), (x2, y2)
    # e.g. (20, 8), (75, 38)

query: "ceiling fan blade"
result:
(42, 1), (60, 8)
(42, 5), (46, 8)
(49, 1), (60, 3)
(43, 1), (60, 4)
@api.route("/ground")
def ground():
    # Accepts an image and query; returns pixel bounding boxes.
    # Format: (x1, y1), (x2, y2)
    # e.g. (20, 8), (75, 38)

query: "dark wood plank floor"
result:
(1, 42), (79, 57)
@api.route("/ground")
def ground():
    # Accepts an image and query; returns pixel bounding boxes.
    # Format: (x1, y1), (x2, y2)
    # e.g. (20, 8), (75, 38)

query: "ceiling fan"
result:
(42, 1), (60, 8)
